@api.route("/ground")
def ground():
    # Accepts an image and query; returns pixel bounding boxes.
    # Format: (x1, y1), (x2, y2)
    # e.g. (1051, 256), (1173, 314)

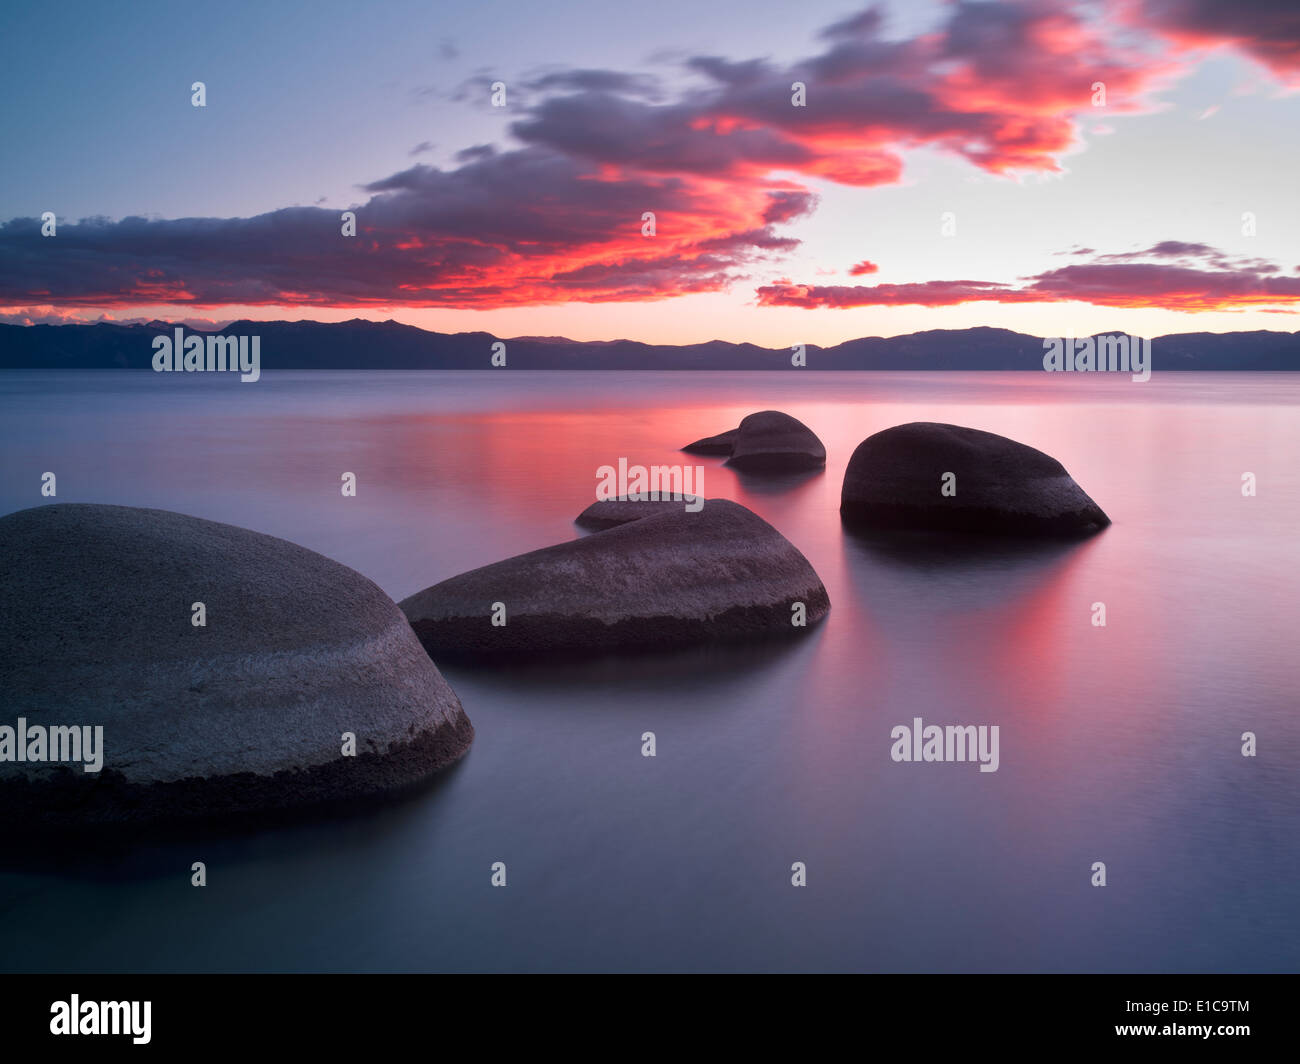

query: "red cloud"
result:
(512, 0), (1181, 184)
(0, 152), (816, 309)
(849, 260), (880, 276)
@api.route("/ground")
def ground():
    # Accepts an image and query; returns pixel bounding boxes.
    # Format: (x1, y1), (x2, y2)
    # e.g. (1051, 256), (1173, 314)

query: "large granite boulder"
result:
(0, 504), (473, 831)
(402, 500), (828, 657)
(682, 428), (739, 455)
(725, 411), (826, 471)
(840, 422), (1110, 536)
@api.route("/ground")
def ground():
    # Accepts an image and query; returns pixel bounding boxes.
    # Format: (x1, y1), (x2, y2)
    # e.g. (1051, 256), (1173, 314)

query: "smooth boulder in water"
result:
(725, 411), (826, 472)
(0, 504), (473, 831)
(574, 494), (707, 531)
(840, 422), (1110, 536)
(401, 499), (828, 657)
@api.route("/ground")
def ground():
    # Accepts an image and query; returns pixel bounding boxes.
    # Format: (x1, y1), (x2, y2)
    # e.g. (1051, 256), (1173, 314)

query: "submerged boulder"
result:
(0, 504), (473, 831)
(402, 500), (828, 657)
(574, 494), (707, 531)
(725, 411), (826, 472)
(840, 422), (1110, 536)
(682, 428), (739, 455)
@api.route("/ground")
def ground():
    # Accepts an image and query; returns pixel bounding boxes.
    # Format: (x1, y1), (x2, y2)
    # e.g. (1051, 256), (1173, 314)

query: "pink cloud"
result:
(757, 243), (1300, 311)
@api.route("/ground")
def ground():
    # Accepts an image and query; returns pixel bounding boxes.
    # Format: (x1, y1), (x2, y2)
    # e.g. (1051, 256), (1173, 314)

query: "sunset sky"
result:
(2, 0), (1299, 344)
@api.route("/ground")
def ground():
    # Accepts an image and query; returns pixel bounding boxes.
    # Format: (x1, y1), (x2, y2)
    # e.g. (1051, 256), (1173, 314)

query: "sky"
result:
(1, 0), (1299, 344)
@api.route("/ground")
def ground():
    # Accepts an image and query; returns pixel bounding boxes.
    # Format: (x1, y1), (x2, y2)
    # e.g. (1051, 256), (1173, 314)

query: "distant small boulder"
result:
(575, 494), (706, 531)
(402, 500), (828, 657)
(0, 504), (473, 831)
(840, 422), (1110, 536)
(725, 411), (826, 471)
(682, 428), (739, 455)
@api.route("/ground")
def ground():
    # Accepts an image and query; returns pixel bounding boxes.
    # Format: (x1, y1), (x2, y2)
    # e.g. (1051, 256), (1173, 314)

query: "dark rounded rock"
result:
(402, 499), (828, 657)
(0, 504), (473, 831)
(575, 494), (708, 531)
(682, 428), (739, 455)
(840, 422), (1110, 536)
(725, 410), (826, 471)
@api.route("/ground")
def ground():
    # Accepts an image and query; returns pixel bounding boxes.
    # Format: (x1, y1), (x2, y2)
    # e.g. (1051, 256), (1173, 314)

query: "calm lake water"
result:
(1, 370), (1297, 972)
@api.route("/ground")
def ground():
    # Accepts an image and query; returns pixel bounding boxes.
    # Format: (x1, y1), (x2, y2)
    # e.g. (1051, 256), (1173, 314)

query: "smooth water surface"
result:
(1, 370), (1297, 972)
